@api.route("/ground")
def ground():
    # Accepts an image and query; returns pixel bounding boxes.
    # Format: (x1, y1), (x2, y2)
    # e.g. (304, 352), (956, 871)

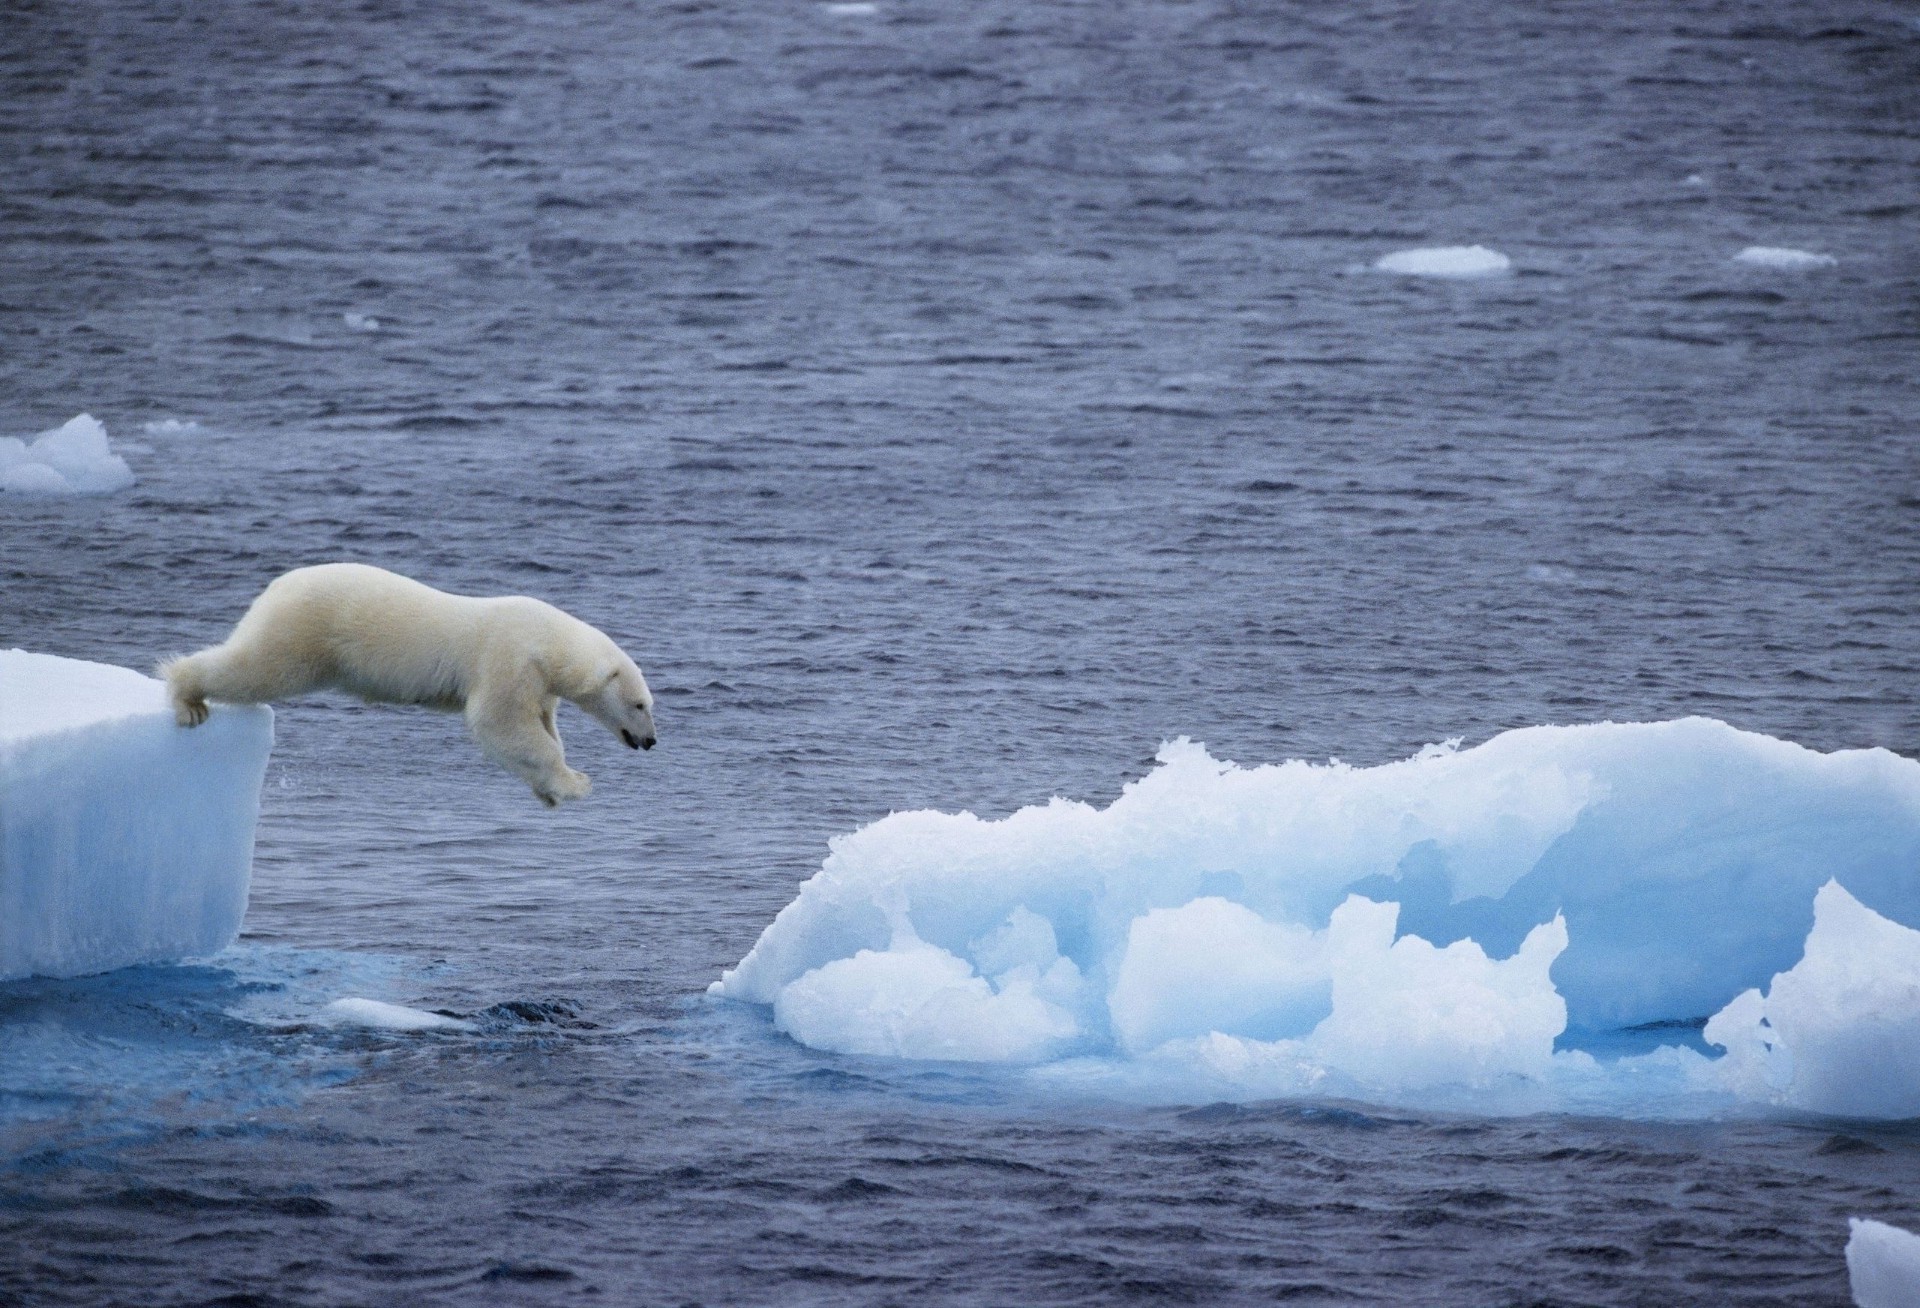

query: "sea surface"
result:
(4, 0), (1920, 1302)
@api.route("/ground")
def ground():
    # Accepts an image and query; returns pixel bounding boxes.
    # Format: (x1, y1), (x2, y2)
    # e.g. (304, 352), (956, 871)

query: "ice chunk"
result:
(1109, 897), (1328, 1054)
(1, 650), (272, 980)
(319, 998), (473, 1032)
(0, 414), (135, 495)
(1848, 1218), (1920, 1308)
(1308, 897), (1567, 1088)
(1374, 245), (1512, 278)
(1704, 881), (1920, 1118)
(774, 938), (1079, 1062)
(714, 720), (1920, 1111)
(1734, 246), (1837, 270)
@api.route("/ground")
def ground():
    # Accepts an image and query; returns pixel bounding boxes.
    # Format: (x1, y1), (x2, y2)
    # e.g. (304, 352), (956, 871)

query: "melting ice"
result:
(715, 720), (1920, 1117)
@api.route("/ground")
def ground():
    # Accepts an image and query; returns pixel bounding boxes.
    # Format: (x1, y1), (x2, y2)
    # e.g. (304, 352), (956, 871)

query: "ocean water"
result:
(4, 0), (1920, 1302)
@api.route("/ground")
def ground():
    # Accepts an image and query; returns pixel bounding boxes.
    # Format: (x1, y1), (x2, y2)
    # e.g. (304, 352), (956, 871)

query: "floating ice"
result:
(1734, 246), (1837, 270)
(0, 414), (135, 495)
(1849, 1218), (1920, 1308)
(823, 2), (878, 13)
(1, 650), (273, 981)
(1374, 245), (1512, 278)
(714, 719), (1920, 1114)
(140, 418), (201, 435)
(320, 997), (474, 1032)
(342, 312), (381, 332)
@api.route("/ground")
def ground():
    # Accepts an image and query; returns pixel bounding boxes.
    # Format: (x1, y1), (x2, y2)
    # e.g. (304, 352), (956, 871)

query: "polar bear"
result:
(161, 563), (656, 807)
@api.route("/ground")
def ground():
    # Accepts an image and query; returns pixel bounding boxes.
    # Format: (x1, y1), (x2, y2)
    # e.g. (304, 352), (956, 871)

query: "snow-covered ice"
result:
(1848, 1218), (1920, 1308)
(1374, 245), (1512, 278)
(1, 650), (273, 981)
(0, 414), (135, 495)
(1734, 246), (1837, 270)
(319, 997), (474, 1032)
(714, 719), (1920, 1114)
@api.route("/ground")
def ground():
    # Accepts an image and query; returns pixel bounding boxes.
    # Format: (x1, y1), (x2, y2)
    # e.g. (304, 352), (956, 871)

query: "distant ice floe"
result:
(714, 719), (1920, 1117)
(1848, 1218), (1920, 1308)
(1374, 245), (1512, 278)
(1734, 246), (1837, 270)
(140, 418), (201, 436)
(823, 2), (878, 13)
(320, 997), (474, 1032)
(342, 312), (381, 332)
(0, 414), (135, 495)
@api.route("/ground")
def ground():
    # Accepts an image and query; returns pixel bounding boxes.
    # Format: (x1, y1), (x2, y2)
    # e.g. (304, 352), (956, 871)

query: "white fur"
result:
(161, 563), (656, 807)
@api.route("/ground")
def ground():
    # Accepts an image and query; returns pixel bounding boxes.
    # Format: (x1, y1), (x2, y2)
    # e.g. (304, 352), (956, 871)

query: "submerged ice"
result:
(714, 720), (1920, 1116)
(1, 650), (272, 980)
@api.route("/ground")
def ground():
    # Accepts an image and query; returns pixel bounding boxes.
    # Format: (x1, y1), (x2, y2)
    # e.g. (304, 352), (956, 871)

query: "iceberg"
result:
(1848, 1218), (1920, 1308)
(1, 650), (273, 981)
(714, 720), (1920, 1114)
(0, 414), (135, 495)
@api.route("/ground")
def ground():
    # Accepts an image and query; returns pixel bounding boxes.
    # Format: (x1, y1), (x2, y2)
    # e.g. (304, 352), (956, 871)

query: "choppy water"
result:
(4, 0), (1920, 1301)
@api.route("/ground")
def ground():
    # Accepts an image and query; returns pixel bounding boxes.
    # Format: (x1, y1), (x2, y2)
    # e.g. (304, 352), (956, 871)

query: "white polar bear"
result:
(161, 563), (656, 807)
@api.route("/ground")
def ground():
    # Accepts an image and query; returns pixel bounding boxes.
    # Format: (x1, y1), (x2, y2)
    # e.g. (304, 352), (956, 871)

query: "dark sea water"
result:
(4, 0), (1920, 1302)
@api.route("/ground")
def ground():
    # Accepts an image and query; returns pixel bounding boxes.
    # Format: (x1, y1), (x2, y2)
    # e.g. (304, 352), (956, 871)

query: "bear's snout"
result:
(621, 729), (639, 749)
(641, 735), (655, 751)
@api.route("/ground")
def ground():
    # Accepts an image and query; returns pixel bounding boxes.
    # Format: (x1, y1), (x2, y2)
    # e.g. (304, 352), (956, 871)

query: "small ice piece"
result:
(141, 418), (201, 435)
(319, 998), (474, 1032)
(342, 312), (381, 332)
(1733, 246), (1837, 270)
(823, 2), (878, 13)
(0, 414), (135, 495)
(1374, 245), (1512, 278)
(1704, 880), (1920, 1118)
(1848, 1218), (1920, 1308)
(1, 651), (273, 980)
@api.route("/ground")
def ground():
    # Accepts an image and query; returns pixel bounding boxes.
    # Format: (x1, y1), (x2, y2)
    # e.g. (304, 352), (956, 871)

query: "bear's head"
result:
(579, 649), (657, 752)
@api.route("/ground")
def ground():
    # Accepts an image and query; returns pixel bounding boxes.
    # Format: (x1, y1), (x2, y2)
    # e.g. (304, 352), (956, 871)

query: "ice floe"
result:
(1734, 246), (1837, 270)
(715, 719), (1920, 1115)
(0, 414), (135, 495)
(1, 650), (272, 980)
(1374, 246), (1512, 278)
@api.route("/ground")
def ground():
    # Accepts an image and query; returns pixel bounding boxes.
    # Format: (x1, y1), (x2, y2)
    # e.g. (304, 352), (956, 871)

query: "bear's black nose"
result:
(641, 736), (655, 750)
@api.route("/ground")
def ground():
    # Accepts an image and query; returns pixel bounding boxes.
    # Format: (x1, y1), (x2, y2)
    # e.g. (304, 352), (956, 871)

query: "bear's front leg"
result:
(467, 677), (591, 807)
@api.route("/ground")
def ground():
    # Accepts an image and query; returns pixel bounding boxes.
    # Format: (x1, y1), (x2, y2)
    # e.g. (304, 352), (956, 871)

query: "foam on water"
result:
(1847, 1218), (1920, 1308)
(1373, 245), (1512, 277)
(1734, 245), (1837, 269)
(0, 414), (135, 495)
(715, 720), (1920, 1116)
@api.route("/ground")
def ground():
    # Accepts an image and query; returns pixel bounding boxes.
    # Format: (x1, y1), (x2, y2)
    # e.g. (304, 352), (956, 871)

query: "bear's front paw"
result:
(534, 767), (592, 807)
(174, 698), (209, 727)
